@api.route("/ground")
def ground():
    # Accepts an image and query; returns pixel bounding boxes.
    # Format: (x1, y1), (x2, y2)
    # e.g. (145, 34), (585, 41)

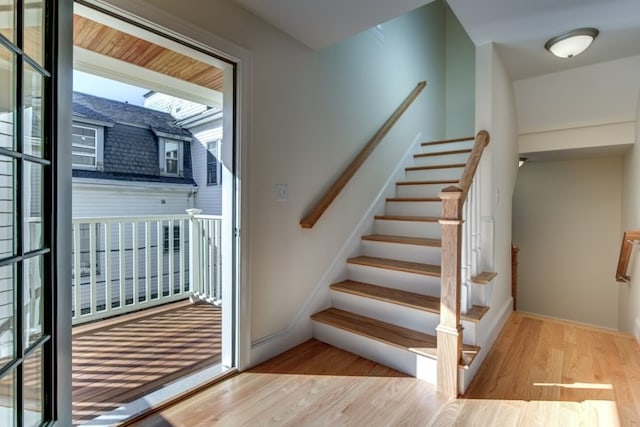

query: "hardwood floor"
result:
(72, 301), (222, 425)
(457, 311), (640, 426)
(130, 312), (640, 426)
(130, 339), (448, 426)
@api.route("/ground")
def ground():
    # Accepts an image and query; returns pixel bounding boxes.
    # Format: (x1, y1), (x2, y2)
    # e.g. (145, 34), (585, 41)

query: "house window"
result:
(72, 125), (98, 168)
(163, 225), (180, 253)
(78, 223), (101, 276)
(207, 140), (221, 185)
(164, 141), (179, 175)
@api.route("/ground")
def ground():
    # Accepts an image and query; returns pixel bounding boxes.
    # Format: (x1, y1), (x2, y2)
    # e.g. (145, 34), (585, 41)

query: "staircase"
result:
(310, 135), (495, 393)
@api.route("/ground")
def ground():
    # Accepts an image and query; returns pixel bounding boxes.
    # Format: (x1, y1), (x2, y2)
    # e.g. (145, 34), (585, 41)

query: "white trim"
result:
(93, 0), (254, 371)
(250, 132), (423, 366)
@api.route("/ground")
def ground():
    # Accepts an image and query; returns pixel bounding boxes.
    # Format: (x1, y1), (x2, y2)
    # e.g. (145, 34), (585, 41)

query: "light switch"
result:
(275, 184), (288, 201)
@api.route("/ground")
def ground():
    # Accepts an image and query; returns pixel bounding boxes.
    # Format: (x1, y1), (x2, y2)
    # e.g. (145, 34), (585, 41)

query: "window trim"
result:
(159, 137), (184, 177)
(207, 139), (222, 186)
(71, 123), (104, 170)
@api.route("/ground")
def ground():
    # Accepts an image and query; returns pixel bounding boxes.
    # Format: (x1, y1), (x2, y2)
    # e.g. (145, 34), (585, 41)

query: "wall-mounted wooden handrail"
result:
(300, 81), (427, 229)
(616, 230), (640, 283)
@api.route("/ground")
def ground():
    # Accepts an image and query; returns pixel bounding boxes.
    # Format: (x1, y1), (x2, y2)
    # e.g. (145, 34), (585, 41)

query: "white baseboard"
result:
(249, 132), (424, 367)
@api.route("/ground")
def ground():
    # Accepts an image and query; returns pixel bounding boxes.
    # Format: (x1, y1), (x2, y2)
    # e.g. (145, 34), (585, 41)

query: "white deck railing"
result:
(460, 162), (482, 314)
(72, 212), (222, 325)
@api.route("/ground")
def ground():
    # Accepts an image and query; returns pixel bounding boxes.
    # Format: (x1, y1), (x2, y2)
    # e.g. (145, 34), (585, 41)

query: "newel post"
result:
(437, 187), (464, 397)
(186, 209), (202, 297)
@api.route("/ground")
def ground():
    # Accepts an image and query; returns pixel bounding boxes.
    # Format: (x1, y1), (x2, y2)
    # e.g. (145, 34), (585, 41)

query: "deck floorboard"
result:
(72, 301), (221, 425)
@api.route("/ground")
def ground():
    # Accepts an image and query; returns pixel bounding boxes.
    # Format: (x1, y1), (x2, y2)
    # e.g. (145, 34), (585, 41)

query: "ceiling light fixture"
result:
(544, 27), (599, 58)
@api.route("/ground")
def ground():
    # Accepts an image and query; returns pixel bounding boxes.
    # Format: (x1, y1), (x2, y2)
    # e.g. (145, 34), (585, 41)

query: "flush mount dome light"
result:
(544, 27), (599, 58)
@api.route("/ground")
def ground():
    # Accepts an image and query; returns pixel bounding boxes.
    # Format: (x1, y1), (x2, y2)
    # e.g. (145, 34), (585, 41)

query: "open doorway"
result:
(69, 3), (238, 424)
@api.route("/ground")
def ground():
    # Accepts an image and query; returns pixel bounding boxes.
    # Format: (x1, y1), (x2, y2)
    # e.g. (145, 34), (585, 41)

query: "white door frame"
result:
(76, 0), (253, 371)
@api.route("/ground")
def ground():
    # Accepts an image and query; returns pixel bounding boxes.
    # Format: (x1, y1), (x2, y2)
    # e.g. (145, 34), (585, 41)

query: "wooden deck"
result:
(72, 300), (222, 425)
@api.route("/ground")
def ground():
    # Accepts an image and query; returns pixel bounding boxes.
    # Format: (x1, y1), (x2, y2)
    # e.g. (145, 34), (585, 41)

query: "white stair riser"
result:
(413, 153), (470, 167)
(386, 200), (441, 217)
(330, 291), (479, 345)
(347, 264), (441, 296)
(396, 183), (449, 198)
(374, 220), (441, 239)
(312, 321), (437, 384)
(470, 281), (493, 307)
(405, 167), (464, 181)
(421, 141), (474, 152)
(361, 240), (441, 265)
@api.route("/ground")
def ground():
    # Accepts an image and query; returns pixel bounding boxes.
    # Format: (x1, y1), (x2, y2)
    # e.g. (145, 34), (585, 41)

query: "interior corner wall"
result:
(474, 43), (518, 334)
(105, 0), (449, 358)
(444, 4), (474, 138)
(618, 90), (640, 335)
(514, 157), (621, 329)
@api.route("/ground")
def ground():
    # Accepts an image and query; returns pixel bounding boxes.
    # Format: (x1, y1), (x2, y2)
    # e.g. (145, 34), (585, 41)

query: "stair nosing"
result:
(311, 307), (480, 366)
(386, 197), (441, 203)
(361, 234), (441, 247)
(374, 215), (441, 223)
(347, 255), (441, 278)
(421, 136), (474, 146)
(396, 180), (458, 186)
(414, 149), (472, 158)
(330, 280), (488, 323)
(406, 163), (466, 171)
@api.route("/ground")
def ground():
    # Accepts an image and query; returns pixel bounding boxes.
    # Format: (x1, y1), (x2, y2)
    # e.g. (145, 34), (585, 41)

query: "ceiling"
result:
(233, 0), (640, 81)
(73, 14), (224, 92)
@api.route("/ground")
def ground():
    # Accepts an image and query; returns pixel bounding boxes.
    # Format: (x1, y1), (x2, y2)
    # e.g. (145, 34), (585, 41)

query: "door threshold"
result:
(82, 364), (238, 426)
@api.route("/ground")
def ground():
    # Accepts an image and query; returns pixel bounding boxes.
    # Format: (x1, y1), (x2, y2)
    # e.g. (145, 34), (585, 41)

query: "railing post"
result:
(187, 209), (202, 299)
(437, 186), (464, 398)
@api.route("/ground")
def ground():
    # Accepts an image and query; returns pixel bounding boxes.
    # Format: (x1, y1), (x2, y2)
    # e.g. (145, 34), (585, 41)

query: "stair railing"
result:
(616, 230), (640, 283)
(300, 81), (427, 229)
(436, 130), (489, 397)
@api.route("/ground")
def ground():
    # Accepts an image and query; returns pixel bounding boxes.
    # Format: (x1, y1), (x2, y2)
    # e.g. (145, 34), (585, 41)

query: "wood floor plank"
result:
(396, 179), (458, 186)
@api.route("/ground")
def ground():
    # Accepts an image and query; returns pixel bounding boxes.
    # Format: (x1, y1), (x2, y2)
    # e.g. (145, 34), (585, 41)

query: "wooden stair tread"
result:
(421, 136), (474, 146)
(374, 215), (440, 222)
(331, 280), (488, 323)
(396, 179), (458, 186)
(347, 256), (441, 277)
(414, 149), (472, 158)
(361, 234), (441, 247)
(406, 163), (466, 171)
(311, 307), (480, 366)
(386, 197), (440, 202)
(471, 271), (498, 284)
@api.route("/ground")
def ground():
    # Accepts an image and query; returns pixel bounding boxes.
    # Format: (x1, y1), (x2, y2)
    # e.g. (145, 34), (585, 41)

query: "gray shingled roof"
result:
(72, 92), (195, 186)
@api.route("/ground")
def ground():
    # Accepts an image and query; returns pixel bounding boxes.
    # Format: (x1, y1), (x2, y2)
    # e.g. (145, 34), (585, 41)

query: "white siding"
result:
(72, 183), (195, 218)
(144, 92), (208, 120)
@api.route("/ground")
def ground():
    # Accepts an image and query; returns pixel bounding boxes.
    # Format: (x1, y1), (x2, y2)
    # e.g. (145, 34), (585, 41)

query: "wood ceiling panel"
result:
(73, 14), (223, 92)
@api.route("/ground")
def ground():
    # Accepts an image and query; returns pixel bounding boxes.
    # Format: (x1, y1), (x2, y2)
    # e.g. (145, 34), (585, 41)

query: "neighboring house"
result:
(71, 91), (198, 218)
(144, 91), (224, 215)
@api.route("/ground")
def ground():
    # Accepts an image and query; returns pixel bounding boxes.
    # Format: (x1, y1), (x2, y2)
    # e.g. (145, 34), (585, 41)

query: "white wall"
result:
(513, 158), (622, 329)
(514, 55), (640, 155)
(474, 43), (518, 341)
(444, 5), (475, 138)
(104, 0), (450, 360)
(618, 91), (640, 336)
